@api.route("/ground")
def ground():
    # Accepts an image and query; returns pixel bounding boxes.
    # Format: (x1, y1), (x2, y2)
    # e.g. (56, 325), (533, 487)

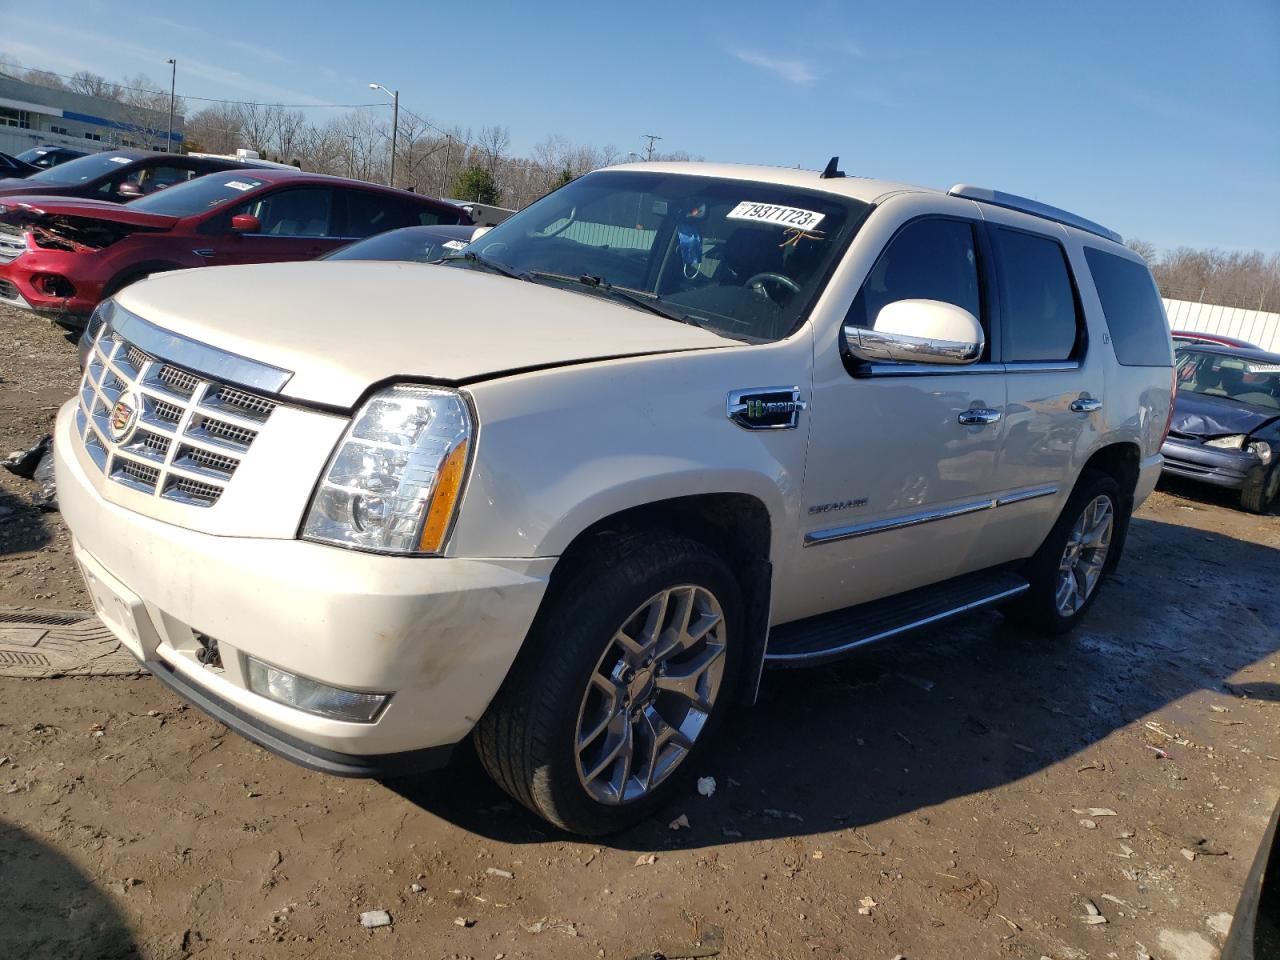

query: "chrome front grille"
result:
(0, 224), (24, 264)
(75, 323), (280, 507)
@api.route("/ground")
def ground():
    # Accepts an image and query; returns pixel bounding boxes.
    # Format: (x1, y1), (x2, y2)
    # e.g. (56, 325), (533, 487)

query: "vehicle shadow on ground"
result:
(0, 820), (141, 960)
(1158, 474), (1280, 516)
(0, 487), (53, 557)
(386, 515), (1280, 849)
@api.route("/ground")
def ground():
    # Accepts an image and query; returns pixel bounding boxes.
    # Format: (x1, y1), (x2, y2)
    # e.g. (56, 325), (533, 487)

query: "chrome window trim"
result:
(805, 483), (1061, 547)
(109, 302), (293, 394)
(855, 360), (1079, 378)
(857, 361), (1005, 378)
(1003, 361), (1080, 374)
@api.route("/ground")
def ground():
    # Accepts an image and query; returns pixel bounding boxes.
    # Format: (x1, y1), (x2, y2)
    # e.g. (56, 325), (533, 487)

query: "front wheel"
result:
(1241, 464), (1279, 515)
(474, 532), (743, 835)
(1007, 471), (1123, 635)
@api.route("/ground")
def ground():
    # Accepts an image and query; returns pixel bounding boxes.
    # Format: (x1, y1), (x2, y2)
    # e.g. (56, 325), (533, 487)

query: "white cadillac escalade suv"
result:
(55, 161), (1175, 834)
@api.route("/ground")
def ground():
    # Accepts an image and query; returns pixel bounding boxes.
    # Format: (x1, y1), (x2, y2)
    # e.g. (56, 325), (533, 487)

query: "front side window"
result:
(455, 170), (869, 342)
(846, 218), (983, 333)
(236, 188), (334, 237)
(995, 228), (1081, 362)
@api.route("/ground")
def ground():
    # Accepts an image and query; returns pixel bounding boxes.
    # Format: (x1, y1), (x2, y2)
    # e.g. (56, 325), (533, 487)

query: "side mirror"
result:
(116, 182), (143, 198)
(845, 299), (984, 365)
(231, 213), (261, 233)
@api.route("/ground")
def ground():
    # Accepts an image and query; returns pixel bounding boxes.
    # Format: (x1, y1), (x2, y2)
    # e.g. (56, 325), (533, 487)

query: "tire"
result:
(1007, 470), (1124, 635)
(473, 531), (744, 835)
(1241, 464), (1279, 515)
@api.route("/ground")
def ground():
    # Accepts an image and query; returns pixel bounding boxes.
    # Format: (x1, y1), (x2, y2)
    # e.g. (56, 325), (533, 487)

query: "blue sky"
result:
(2, 0), (1277, 252)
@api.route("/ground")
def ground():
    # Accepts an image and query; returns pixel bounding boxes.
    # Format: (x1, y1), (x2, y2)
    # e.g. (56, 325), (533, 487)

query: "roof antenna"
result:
(820, 156), (845, 179)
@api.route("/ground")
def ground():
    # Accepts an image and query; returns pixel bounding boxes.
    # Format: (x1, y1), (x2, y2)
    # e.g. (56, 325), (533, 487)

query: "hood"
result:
(114, 260), (737, 407)
(1170, 390), (1279, 438)
(0, 195), (177, 229)
(0, 179), (69, 196)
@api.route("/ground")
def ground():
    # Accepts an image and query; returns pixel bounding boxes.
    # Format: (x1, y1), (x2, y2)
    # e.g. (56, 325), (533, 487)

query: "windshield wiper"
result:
(441, 250), (528, 281)
(530, 272), (699, 327)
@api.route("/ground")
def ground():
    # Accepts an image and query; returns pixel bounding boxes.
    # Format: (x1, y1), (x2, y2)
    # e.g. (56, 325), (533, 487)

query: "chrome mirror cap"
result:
(845, 298), (984, 366)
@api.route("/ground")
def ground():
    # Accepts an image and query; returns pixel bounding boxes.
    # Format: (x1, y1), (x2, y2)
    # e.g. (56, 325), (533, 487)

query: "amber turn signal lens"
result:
(418, 439), (469, 553)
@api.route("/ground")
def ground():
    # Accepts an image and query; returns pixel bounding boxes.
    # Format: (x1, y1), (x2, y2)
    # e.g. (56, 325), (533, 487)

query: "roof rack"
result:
(947, 184), (1122, 244)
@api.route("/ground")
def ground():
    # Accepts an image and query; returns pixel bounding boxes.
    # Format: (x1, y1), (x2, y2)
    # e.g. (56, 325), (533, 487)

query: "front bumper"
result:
(0, 249), (101, 323)
(1160, 436), (1262, 491)
(55, 400), (556, 768)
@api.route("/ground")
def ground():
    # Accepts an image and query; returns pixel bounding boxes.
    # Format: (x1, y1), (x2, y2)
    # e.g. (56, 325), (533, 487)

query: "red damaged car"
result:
(0, 169), (469, 328)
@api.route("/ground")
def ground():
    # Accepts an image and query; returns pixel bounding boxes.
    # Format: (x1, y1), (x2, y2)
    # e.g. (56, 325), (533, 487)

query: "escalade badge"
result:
(108, 391), (141, 443)
(727, 386), (806, 430)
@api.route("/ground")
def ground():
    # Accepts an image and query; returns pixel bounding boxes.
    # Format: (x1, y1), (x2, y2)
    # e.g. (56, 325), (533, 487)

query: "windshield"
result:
(26, 152), (136, 185)
(451, 170), (870, 342)
(1177, 350), (1280, 411)
(323, 226), (470, 262)
(129, 173), (267, 217)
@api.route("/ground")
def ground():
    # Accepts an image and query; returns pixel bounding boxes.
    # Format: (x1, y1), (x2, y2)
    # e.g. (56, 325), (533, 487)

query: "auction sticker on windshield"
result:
(224, 180), (261, 192)
(727, 201), (825, 231)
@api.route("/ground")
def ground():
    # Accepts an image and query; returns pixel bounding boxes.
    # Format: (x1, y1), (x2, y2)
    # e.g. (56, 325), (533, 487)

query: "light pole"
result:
(368, 82), (399, 187)
(166, 59), (176, 153)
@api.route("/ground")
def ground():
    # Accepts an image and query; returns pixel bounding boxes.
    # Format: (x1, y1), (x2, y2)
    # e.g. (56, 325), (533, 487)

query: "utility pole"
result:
(641, 134), (662, 161)
(441, 134), (454, 198)
(348, 133), (358, 177)
(166, 59), (176, 153)
(368, 83), (399, 187)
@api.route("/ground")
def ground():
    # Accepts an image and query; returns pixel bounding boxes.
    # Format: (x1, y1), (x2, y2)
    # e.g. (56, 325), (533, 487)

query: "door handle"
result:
(1070, 397), (1103, 413)
(958, 408), (1002, 426)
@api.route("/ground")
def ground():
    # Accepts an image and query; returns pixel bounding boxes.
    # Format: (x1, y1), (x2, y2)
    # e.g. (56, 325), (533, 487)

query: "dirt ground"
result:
(2, 301), (1279, 960)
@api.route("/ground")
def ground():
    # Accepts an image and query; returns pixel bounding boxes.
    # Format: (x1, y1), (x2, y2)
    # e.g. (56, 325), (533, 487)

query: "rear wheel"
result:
(1007, 471), (1123, 634)
(474, 531), (742, 835)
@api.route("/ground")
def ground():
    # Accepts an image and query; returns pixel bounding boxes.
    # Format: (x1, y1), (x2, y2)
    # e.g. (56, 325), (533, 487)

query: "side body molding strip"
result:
(804, 484), (1059, 547)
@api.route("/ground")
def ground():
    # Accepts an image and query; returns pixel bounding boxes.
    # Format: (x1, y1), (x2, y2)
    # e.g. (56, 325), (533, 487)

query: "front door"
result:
(205, 186), (341, 265)
(779, 210), (1007, 625)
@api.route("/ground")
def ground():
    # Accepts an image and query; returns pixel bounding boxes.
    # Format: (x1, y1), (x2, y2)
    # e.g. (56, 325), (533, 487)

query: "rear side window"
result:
(994, 228), (1081, 362)
(847, 218), (983, 330)
(1083, 248), (1173, 367)
(343, 190), (456, 237)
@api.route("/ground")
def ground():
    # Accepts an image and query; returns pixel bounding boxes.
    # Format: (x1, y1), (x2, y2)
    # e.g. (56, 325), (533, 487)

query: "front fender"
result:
(449, 337), (812, 561)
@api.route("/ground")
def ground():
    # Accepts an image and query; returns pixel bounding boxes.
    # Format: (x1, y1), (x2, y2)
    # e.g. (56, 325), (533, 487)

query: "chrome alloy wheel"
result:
(1055, 494), (1114, 617)
(574, 584), (727, 805)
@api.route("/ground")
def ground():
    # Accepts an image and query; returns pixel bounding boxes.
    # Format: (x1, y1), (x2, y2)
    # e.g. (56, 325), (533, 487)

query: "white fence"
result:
(1164, 298), (1280, 353)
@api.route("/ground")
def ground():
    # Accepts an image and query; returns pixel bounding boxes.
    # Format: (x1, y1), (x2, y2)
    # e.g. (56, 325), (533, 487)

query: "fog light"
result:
(245, 657), (390, 723)
(1248, 441), (1272, 465)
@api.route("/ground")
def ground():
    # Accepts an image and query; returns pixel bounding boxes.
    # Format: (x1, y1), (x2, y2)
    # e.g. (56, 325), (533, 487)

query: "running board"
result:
(764, 567), (1029, 667)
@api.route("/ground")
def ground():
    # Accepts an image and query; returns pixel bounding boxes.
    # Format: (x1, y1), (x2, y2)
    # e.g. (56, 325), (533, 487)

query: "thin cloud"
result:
(227, 40), (292, 66)
(731, 49), (816, 86)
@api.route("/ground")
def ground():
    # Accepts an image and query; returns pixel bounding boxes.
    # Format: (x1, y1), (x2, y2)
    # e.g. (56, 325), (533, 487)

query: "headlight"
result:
(1248, 440), (1273, 464)
(1205, 434), (1246, 450)
(302, 384), (472, 555)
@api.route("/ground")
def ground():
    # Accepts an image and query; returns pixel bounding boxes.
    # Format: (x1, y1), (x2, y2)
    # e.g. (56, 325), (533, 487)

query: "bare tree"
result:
(69, 70), (122, 100)
(22, 68), (66, 90)
(476, 124), (511, 174)
(1126, 239), (1157, 266)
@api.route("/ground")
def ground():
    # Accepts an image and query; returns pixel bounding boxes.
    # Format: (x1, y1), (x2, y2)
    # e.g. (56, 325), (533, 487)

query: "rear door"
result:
(979, 212), (1103, 561)
(202, 185), (340, 265)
